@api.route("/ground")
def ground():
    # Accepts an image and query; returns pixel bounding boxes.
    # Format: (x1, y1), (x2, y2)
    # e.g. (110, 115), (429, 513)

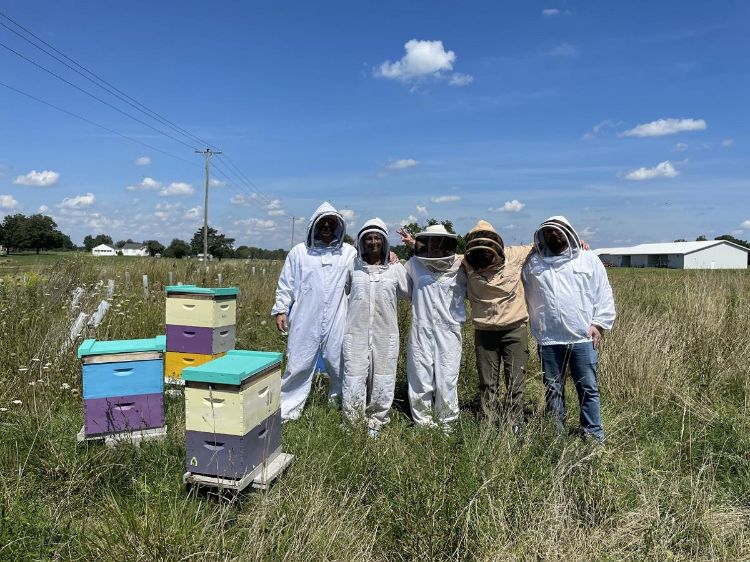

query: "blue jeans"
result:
(538, 342), (604, 442)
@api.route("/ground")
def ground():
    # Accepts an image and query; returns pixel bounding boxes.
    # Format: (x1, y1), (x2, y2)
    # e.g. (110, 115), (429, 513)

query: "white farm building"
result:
(595, 240), (749, 269)
(91, 244), (117, 257)
(121, 243), (148, 257)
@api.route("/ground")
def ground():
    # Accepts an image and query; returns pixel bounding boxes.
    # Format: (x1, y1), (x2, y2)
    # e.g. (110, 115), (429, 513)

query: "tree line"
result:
(0, 213), (74, 254)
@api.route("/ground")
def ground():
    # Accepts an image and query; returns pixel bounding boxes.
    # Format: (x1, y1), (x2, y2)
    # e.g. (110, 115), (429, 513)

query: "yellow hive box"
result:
(185, 368), (281, 435)
(165, 351), (227, 379)
(165, 297), (237, 328)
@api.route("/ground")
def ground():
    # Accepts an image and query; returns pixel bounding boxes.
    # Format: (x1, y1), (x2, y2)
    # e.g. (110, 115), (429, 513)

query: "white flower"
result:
(18, 367), (28, 373)
(0, 407), (7, 412)
(61, 383), (70, 390)
(11, 400), (22, 405)
(28, 381), (36, 386)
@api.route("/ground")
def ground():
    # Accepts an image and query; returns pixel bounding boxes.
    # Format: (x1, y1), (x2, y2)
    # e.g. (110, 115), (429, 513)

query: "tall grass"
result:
(0, 259), (748, 560)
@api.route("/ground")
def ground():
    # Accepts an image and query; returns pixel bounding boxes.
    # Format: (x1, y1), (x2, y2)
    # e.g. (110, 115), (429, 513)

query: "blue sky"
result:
(1, 0), (748, 249)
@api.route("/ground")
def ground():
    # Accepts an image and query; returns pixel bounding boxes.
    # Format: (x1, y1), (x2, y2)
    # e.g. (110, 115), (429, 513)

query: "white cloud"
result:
(620, 118), (707, 137)
(134, 156), (151, 166)
(268, 209), (286, 216)
(339, 209), (357, 222)
(449, 73), (474, 86)
(386, 158), (419, 170)
(625, 160), (679, 181)
(722, 139), (734, 147)
(547, 42), (578, 57)
(398, 215), (419, 226)
(234, 218), (277, 231)
(375, 39), (472, 87)
(741, 220), (750, 229)
(230, 193), (259, 206)
(13, 169), (60, 187)
(580, 227), (597, 238)
(0, 194), (19, 210)
(673, 142), (688, 152)
(416, 205), (428, 216)
(160, 182), (194, 196)
(38, 205), (49, 213)
(57, 192), (95, 209)
(126, 177), (161, 191)
(489, 199), (526, 213)
(209, 178), (226, 187)
(184, 206), (201, 220)
(583, 120), (619, 140)
(430, 195), (461, 203)
(542, 8), (560, 16)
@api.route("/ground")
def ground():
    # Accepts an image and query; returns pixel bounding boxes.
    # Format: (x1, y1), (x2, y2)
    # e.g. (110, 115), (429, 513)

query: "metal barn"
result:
(594, 240), (748, 269)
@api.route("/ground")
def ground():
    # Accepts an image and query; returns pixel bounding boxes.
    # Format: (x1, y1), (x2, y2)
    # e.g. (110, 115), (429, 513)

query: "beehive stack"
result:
(77, 336), (166, 437)
(183, 350), (283, 480)
(164, 285), (239, 384)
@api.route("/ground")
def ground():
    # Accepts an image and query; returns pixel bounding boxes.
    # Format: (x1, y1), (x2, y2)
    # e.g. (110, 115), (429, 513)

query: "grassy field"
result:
(0, 256), (748, 561)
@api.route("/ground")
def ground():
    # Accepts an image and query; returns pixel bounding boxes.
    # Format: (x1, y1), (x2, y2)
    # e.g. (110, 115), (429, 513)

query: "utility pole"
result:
(195, 148), (222, 272)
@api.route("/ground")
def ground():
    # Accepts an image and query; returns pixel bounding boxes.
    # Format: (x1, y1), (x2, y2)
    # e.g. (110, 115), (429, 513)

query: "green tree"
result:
(83, 234), (113, 251)
(1, 214), (28, 253)
(143, 240), (165, 257)
(190, 226), (235, 261)
(674, 238), (687, 242)
(696, 235), (708, 241)
(164, 238), (191, 259)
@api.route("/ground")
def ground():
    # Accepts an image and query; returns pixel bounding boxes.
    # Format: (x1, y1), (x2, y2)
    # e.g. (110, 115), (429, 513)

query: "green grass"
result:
(0, 258), (748, 560)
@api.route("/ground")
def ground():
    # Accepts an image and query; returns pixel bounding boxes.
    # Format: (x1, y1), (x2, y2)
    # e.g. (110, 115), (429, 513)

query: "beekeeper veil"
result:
(414, 224), (458, 273)
(533, 215), (581, 263)
(306, 201), (346, 249)
(356, 217), (390, 263)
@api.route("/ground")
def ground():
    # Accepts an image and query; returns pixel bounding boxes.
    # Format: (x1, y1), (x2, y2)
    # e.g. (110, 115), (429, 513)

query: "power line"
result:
(0, 79), (198, 168)
(0, 11), (214, 150)
(0, 10), (283, 214)
(0, 37), (199, 151)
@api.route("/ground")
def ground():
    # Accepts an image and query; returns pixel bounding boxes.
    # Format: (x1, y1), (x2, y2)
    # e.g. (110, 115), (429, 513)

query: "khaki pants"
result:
(475, 325), (529, 425)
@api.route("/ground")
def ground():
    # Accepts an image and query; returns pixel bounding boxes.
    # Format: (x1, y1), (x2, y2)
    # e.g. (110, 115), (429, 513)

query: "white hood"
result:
(533, 215), (581, 263)
(356, 217), (390, 262)
(306, 201), (347, 249)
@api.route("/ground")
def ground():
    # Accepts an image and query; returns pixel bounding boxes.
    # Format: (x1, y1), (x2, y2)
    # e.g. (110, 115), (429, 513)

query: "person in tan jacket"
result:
(463, 220), (533, 431)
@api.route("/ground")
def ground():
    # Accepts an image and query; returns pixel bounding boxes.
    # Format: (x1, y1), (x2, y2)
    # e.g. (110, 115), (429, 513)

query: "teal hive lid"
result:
(182, 349), (282, 385)
(165, 284), (239, 297)
(77, 335), (166, 358)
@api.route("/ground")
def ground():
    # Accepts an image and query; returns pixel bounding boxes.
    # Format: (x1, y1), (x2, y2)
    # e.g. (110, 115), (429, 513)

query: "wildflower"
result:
(71, 388), (79, 395)
(18, 367), (28, 373)
(29, 381), (36, 386)
(0, 408), (7, 412)
(31, 358), (40, 362)
(260, 320), (267, 326)
(61, 383), (70, 390)
(11, 400), (22, 406)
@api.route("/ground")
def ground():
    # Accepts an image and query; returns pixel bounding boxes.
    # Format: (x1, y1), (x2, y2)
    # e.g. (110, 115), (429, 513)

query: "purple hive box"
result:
(84, 393), (165, 435)
(185, 411), (281, 479)
(166, 325), (236, 355)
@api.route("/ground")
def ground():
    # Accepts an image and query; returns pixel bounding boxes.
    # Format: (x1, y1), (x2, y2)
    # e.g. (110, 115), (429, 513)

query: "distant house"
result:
(121, 243), (149, 257)
(595, 241), (749, 269)
(92, 244), (117, 257)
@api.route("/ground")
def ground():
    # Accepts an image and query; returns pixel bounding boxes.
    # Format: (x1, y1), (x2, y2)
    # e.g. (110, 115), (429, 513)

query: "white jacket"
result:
(522, 216), (615, 346)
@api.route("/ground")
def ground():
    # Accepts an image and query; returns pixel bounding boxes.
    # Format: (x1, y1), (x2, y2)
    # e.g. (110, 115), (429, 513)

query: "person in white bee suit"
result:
(522, 216), (615, 443)
(272, 202), (357, 421)
(404, 224), (467, 429)
(342, 218), (410, 437)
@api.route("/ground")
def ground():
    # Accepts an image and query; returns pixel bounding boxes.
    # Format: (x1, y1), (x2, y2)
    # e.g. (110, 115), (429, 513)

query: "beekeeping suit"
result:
(405, 225), (467, 428)
(522, 216), (615, 344)
(272, 202), (357, 420)
(342, 218), (410, 431)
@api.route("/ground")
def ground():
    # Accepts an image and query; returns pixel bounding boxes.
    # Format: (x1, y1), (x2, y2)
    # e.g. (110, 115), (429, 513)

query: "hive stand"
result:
(76, 425), (168, 448)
